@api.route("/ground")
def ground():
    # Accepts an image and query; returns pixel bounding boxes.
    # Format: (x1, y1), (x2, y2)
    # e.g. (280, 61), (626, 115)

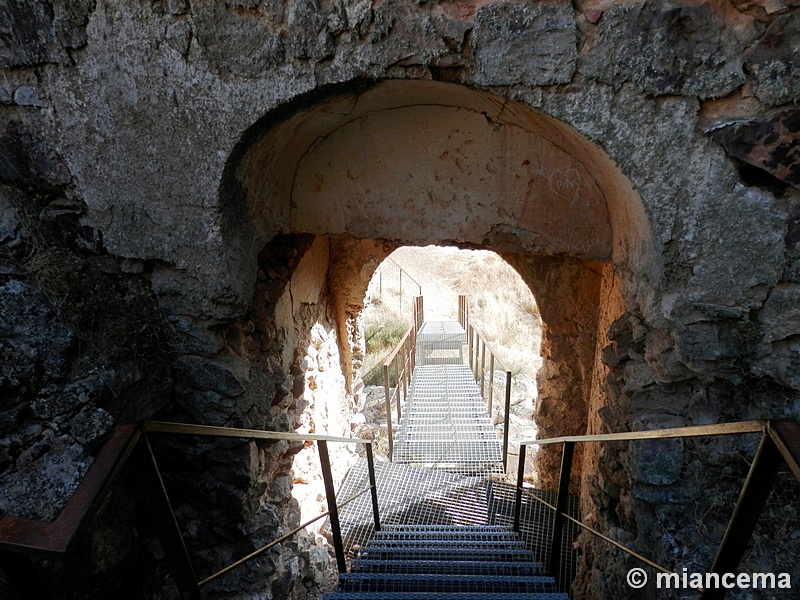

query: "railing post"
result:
(488, 355), (495, 414)
(135, 433), (202, 599)
(394, 360), (401, 422)
(549, 441), (575, 579)
(401, 351), (406, 398)
(701, 432), (783, 600)
(480, 340), (486, 400)
(318, 441), (347, 574)
(468, 325), (474, 372)
(407, 337), (413, 389)
(399, 270), (403, 316)
(410, 329), (416, 372)
(513, 444), (526, 532)
(768, 420), (800, 481)
(384, 364), (393, 460)
(502, 370), (512, 473)
(365, 443), (381, 533)
(404, 348), (409, 400)
(0, 550), (56, 600)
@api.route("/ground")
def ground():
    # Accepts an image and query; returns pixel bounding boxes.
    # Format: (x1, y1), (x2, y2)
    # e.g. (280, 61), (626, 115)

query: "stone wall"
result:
(2, 0), (800, 598)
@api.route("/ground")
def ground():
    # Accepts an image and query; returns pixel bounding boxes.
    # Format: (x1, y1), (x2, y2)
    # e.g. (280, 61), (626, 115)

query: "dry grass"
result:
(361, 299), (410, 385)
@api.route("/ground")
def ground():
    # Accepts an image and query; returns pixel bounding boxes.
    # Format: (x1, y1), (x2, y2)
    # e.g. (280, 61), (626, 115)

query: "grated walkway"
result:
(332, 318), (578, 596)
(415, 320), (467, 366)
(393, 321), (503, 474)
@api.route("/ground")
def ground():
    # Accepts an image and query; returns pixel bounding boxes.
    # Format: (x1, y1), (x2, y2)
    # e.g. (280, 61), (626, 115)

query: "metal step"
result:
(355, 548), (537, 562)
(351, 559), (544, 576)
(336, 573), (558, 594)
(373, 531), (520, 542)
(364, 540), (529, 550)
(379, 525), (512, 532)
(324, 593), (569, 600)
(393, 359), (502, 471)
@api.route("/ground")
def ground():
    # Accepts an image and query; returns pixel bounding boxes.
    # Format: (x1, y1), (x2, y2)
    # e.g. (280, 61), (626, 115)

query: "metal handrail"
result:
(197, 484), (374, 587)
(0, 424), (140, 556)
(0, 421), (382, 600)
(145, 420), (369, 444)
(516, 486), (676, 579)
(513, 419), (800, 600)
(459, 294), (513, 472)
(382, 296), (423, 459)
(518, 419), (766, 445)
(382, 326), (413, 459)
(144, 421), (381, 585)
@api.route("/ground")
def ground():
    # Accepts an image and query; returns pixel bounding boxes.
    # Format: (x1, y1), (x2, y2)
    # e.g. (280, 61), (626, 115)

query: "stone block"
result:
(0, 281), (74, 383)
(176, 389), (237, 426)
(67, 407), (115, 447)
(706, 109), (800, 189)
(13, 86), (49, 108)
(473, 2), (577, 86)
(628, 413), (686, 486)
(165, 316), (225, 356)
(191, 2), (285, 77)
(753, 338), (800, 391)
(0, 0), (69, 66)
(758, 283), (800, 343)
(166, 19), (192, 57)
(0, 435), (90, 521)
(745, 11), (800, 106)
(579, 0), (759, 99)
(174, 354), (247, 397)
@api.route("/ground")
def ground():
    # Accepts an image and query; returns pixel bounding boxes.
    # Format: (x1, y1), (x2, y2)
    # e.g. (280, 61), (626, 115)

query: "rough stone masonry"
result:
(1, 0), (799, 599)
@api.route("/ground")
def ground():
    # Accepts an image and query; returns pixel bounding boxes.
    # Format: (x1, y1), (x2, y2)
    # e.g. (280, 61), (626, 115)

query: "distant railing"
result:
(383, 296), (423, 458)
(513, 420), (800, 599)
(370, 257), (422, 318)
(0, 421), (381, 600)
(459, 294), (513, 472)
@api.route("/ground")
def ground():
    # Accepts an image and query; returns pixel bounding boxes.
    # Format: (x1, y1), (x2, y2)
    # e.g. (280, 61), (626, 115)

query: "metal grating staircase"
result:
(393, 362), (503, 474)
(329, 318), (575, 598)
(324, 524), (568, 599)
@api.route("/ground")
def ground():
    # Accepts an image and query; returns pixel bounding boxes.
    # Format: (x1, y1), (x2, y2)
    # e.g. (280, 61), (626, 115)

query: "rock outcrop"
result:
(2, 1), (800, 598)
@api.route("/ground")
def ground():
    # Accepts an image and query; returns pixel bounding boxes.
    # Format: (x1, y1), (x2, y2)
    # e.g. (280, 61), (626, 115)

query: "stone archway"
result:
(222, 79), (657, 486)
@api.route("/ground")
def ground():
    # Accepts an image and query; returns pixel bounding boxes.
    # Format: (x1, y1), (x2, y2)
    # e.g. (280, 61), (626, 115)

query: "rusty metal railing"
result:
(513, 419), (800, 599)
(459, 294), (513, 472)
(383, 296), (423, 459)
(0, 421), (381, 600)
(0, 424), (140, 599)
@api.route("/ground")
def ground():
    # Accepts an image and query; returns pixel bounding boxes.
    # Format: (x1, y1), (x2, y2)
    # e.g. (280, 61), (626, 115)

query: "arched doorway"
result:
(221, 79), (656, 485)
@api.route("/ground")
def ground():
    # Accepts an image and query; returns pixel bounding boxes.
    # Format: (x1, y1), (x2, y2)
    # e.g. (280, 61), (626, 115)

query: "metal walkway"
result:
(331, 315), (578, 597)
(325, 524), (568, 599)
(392, 321), (503, 474)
